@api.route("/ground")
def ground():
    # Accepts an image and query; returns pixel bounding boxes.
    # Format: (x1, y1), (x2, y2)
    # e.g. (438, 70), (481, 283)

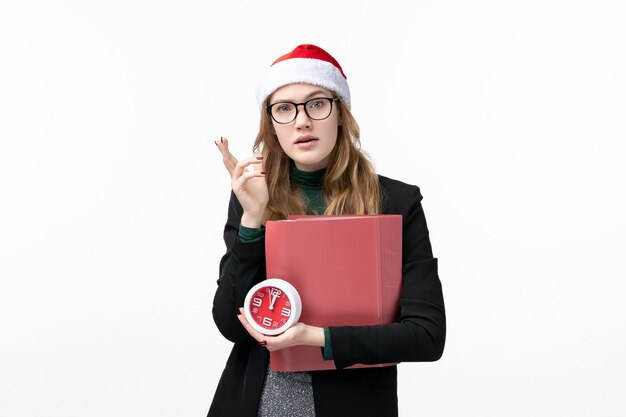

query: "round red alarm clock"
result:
(243, 278), (302, 336)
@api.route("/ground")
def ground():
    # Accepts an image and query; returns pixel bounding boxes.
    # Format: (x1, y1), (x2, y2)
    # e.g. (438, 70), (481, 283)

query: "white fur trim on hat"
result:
(255, 57), (351, 110)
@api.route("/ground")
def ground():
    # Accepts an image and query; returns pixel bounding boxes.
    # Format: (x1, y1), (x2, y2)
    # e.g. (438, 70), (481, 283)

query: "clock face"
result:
(244, 279), (302, 336)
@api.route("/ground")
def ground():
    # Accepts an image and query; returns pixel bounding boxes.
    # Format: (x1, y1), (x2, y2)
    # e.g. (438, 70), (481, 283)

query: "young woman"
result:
(209, 44), (446, 417)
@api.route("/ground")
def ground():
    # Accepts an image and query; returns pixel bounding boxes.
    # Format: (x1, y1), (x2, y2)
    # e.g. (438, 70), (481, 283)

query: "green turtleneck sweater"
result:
(238, 164), (333, 360)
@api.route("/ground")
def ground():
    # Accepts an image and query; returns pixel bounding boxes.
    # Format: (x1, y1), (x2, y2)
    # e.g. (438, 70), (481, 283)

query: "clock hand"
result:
(269, 292), (277, 310)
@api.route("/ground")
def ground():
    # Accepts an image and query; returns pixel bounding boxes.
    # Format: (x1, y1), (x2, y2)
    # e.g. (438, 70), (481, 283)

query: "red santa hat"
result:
(255, 44), (351, 110)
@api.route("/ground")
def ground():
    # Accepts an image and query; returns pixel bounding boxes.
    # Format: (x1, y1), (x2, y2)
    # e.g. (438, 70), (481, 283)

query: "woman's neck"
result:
(290, 162), (324, 189)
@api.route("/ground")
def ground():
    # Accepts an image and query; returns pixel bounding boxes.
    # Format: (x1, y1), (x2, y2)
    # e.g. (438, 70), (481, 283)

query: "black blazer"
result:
(207, 175), (446, 417)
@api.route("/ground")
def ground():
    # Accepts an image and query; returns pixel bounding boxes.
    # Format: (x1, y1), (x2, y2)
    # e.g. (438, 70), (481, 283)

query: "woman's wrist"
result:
(302, 325), (325, 347)
(241, 212), (264, 229)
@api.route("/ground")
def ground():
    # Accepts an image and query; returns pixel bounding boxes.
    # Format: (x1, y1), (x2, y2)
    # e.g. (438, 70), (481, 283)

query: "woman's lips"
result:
(295, 135), (318, 148)
(295, 135), (316, 143)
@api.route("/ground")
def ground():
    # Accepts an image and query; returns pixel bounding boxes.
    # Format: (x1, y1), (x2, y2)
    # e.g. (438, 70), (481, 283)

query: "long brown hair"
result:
(253, 98), (381, 223)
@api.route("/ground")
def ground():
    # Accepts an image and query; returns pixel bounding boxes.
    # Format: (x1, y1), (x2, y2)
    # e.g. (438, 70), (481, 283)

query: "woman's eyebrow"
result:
(272, 89), (330, 103)
(304, 89), (330, 99)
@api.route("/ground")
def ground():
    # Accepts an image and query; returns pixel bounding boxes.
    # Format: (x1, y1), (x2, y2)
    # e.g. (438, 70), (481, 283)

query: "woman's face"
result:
(268, 83), (340, 172)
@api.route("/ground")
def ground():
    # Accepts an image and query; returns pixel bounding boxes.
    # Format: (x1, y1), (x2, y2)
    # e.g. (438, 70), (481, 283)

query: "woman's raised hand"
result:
(215, 137), (269, 228)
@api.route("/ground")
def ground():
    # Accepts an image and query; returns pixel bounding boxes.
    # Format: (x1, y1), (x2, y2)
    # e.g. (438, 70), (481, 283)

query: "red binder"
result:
(265, 214), (403, 372)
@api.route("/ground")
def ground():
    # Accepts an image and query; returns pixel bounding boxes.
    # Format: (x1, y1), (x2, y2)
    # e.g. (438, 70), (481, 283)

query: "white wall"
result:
(1, 1), (624, 416)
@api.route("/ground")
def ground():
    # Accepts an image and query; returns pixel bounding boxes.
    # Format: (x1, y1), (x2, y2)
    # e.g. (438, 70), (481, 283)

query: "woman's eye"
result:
(309, 100), (325, 109)
(276, 104), (293, 113)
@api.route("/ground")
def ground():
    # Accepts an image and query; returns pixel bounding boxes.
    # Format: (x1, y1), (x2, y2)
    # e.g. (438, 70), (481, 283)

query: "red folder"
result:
(265, 214), (402, 372)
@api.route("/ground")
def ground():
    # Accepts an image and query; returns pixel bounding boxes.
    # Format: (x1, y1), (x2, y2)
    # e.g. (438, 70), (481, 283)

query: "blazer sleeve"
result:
(327, 185), (446, 370)
(212, 191), (267, 344)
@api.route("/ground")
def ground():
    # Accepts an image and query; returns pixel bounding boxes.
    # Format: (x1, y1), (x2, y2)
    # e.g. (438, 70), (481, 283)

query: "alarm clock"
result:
(243, 278), (302, 336)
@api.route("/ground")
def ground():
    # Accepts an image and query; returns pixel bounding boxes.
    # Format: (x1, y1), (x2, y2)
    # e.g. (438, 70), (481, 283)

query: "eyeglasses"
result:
(266, 97), (339, 124)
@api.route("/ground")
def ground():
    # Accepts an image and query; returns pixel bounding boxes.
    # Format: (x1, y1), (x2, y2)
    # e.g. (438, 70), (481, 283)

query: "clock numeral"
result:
(281, 307), (291, 317)
(269, 288), (282, 298)
(262, 317), (272, 327)
(251, 297), (263, 307)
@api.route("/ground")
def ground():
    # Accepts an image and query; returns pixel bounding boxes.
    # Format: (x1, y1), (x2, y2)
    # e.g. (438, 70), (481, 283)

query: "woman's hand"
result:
(215, 137), (269, 228)
(237, 308), (325, 351)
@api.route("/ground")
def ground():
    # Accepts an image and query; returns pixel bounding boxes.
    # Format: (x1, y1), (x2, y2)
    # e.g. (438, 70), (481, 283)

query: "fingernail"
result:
(214, 141), (219, 147)
(256, 156), (263, 160)
(220, 137), (224, 143)
(258, 341), (267, 346)
(260, 172), (267, 175)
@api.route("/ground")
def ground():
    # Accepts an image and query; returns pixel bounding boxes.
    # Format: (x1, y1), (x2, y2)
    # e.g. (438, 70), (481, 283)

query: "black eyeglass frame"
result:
(265, 97), (339, 124)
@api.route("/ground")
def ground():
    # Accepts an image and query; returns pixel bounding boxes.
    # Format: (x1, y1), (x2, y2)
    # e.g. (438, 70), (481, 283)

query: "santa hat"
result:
(255, 44), (351, 110)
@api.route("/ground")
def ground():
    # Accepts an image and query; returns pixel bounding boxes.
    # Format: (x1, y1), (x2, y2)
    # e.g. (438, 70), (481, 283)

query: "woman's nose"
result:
(293, 104), (312, 128)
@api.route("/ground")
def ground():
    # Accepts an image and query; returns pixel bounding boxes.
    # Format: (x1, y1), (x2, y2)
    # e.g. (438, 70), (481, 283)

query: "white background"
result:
(1, 1), (625, 416)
